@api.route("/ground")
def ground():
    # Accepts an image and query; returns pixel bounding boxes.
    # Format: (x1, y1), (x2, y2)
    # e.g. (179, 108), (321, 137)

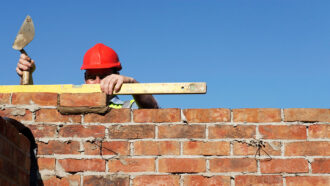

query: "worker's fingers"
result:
(16, 67), (23, 76)
(107, 77), (118, 95)
(114, 78), (123, 93)
(18, 58), (32, 68)
(17, 62), (30, 71)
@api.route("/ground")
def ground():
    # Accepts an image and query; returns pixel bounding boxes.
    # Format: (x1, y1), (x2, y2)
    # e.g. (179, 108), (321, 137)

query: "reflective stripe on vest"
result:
(109, 99), (135, 109)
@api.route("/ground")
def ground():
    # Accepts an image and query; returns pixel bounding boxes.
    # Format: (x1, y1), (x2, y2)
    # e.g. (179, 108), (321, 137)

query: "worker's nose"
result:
(85, 76), (101, 84)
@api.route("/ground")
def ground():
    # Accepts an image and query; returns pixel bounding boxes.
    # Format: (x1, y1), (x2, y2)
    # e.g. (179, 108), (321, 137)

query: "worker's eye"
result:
(84, 74), (109, 80)
(84, 74), (97, 80)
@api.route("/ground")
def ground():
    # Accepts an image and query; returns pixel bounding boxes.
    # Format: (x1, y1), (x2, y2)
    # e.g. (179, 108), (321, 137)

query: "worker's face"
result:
(84, 68), (118, 84)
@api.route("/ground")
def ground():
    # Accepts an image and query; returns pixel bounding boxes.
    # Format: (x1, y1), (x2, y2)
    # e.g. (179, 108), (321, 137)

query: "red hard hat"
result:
(81, 43), (122, 70)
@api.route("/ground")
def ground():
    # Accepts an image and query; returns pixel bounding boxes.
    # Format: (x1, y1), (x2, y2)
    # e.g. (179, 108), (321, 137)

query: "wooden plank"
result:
(0, 82), (207, 94)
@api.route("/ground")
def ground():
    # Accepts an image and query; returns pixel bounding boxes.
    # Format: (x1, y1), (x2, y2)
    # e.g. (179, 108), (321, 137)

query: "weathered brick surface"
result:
(42, 175), (81, 186)
(36, 109), (81, 123)
(260, 159), (309, 173)
(84, 109), (131, 123)
(259, 125), (307, 139)
(12, 92), (58, 106)
(158, 124), (205, 138)
(38, 158), (55, 170)
(84, 141), (129, 155)
(233, 141), (282, 156)
(209, 125), (256, 139)
(59, 125), (105, 138)
(183, 141), (230, 155)
(235, 175), (282, 186)
(109, 125), (154, 139)
(58, 159), (105, 172)
(1, 94), (329, 185)
(285, 141), (330, 156)
(59, 93), (106, 107)
(209, 158), (257, 172)
(284, 108), (330, 122)
(311, 159), (330, 173)
(37, 140), (80, 155)
(309, 124), (330, 139)
(0, 108), (32, 121)
(134, 141), (180, 155)
(184, 175), (230, 186)
(159, 158), (206, 173)
(183, 108), (230, 123)
(133, 175), (180, 186)
(233, 108), (281, 122)
(84, 175), (129, 186)
(0, 93), (10, 104)
(133, 108), (181, 123)
(28, 124), (57, 138)
(108, 158), (155, 172)
(286, 176), (330, 186)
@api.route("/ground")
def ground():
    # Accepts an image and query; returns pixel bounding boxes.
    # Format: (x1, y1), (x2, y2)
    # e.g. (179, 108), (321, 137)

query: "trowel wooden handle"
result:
(20, 49), (30, 85)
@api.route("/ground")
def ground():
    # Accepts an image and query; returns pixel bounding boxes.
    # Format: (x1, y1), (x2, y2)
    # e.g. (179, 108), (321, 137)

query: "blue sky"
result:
(1, 1), (329, 108)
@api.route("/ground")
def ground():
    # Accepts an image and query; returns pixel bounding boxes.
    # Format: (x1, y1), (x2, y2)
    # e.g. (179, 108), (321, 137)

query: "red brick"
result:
(27, 124), (57, 138)
(259, 125), (306, 139)
(286, 176), (330, 186)
(43, 175), (81, 186)
(0, 108), (32, 121)
(233, 141), (281, 156)
(209, 125), (256, 139)
(260, 159), (308, 173)
(311, 158), (330, 173)
(158, 124), (205, 138)
(84, 109), (131, 123)
(309, 124), (330, 138)
(109, 125), (154, 139)
(59, 125), (105, 138)
(84, 141), (129, 155)
(159, 158), (205, 173)
(209, 158), (257, 172)
(36, 109), (81, 123)
(183, 108), (230, 123)
(183, 141), (230, 155)
(285, 142), (330, 156)
(236, 175), (282, 186)
(84, 175), (129, 186)
(133, 108), (181, 123)
(102, 141), (130, 155)
(233, 108), (281, 122)
(38, 158), (55, 170)
(59, 93), (106, 107)
(184, 175), (230, 186)
(12, 92), (58, 106)
(134, 141), (180, 155)
(58, 159), (105, 172)
(284, 108), (330, 122)
(0, 93), (11, 104)
(108, 158), (155, 172)
(37, 140), (80, 155)
(133, 175), (180, 186)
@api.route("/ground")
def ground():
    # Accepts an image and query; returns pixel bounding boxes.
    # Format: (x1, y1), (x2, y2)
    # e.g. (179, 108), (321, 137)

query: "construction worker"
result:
(16, 43), (159, 109)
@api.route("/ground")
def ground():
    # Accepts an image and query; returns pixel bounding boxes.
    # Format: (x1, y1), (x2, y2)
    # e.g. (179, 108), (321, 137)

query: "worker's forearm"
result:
(133, 94), (159, 109)
(19, 73), (34, 85)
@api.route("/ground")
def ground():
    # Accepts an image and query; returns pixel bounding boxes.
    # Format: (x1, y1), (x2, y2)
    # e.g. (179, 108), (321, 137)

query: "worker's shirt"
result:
(108, 95), (138, 109)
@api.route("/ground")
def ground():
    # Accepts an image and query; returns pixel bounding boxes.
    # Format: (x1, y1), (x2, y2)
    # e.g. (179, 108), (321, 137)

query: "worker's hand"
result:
(100, 74), (138, 95)
(16, 54), (36, 77)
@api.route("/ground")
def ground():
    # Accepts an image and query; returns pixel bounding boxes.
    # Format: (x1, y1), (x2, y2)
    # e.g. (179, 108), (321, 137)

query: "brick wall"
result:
(0, 92), (329, 186)
(0, 116), (30, 185)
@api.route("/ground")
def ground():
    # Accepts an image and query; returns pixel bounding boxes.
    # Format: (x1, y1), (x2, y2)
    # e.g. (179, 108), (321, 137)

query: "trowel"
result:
(12, 15), (35, 85)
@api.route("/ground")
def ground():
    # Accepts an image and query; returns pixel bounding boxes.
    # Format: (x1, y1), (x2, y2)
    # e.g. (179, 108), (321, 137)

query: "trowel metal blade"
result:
(12, 15), (35, 50)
